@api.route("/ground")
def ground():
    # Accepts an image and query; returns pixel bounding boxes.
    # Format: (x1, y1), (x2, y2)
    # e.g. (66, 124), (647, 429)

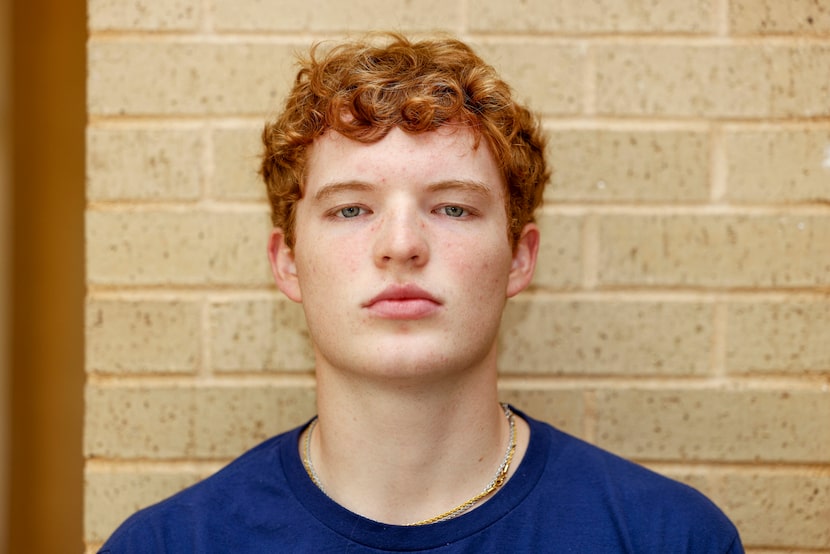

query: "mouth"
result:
(363, 284), (442, 320)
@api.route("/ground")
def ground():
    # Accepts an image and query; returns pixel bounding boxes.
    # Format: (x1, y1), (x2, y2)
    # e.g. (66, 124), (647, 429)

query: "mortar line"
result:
(582, 389), (597, 443)
(581, 214), (600, 289)
(458, 0), (469, 34)
(582, 39), (596, 116)
(199, 297), (212, 380)
(202, 121), (214, 200)
(711, 302), (728, 379)
(202, 0), (214, 33)
(715, 0), (730, 37)
(710, 122), (728, 203)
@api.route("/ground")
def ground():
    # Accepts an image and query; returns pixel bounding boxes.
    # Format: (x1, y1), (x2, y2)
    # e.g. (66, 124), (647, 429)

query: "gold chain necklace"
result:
(301, 403), (517, 526)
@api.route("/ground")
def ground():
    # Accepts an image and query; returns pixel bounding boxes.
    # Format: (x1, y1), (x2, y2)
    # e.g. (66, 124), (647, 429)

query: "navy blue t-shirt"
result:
(100, 409), (743, 553)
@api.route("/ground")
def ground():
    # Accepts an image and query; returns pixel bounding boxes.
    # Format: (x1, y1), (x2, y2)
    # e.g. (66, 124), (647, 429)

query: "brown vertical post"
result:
(9, 0), (86, 551)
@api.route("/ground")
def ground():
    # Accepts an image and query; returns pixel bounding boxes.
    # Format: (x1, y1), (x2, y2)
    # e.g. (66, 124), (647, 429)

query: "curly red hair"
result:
(260, 33), (549, 248)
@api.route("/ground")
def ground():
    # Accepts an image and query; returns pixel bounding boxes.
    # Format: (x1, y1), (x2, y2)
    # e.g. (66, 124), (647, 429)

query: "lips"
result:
(364, 284), (441, 320)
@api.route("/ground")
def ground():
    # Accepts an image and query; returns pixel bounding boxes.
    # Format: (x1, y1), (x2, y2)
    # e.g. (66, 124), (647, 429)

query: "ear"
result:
(506, 223), (540, 298)
(268, 228), (302, 303)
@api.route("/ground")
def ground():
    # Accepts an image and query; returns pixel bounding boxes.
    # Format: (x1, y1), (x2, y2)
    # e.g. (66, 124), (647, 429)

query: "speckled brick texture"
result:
(726, 301), (830, 374)
(85, 384), (317, 459)
(88, 42), (303, 116)
(725, 128), (830, 202)
(729, 0), (830, 35)
(88, 0), (202, 31)
(209, 297), (313, 372)
(86, 210), (273, 286)
(546, 128), (711, 202)
(84, 2), (830, 551)
(468, 0), (715, 33)
(86, 299), (202, 374)
(211, 0), (463, 32)
(662, 467), (830, 549)
(598, 214), (830, 287)
(595, 44), (830, 118)
(499, 299), (713, 376)
(87, 126), (205, 201)
(84, 467), (206, 543)
(211, 124), (268, 201)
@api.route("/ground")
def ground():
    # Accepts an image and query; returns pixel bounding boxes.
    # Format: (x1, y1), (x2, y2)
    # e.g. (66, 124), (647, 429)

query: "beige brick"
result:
(211, 125), (267, 201)
(730, 0), (830, 35)
(532, 213), (583, 289)
(770, 46), (830, 117)
(598, 214), (830, 288)
(662, 468), (830, 549)
(596, 44), (830, 118)
(497, 388), (585, 438)
(88, 0), (201, 30)
(88, 41), (301, 116)
(86, 299), (201, 374)
(207, 211), (273, 285)
(547, 129), (710, 202)
(85, 386), (197, 459)
(191, 386), (316, 457)
(725, 128), (830, 203)
(87, 127), (204, 201)
(595, 44), (767, 117)
(473, 41), (585, 116)
(726, 301), (830, 374)
(595, 389), (830, 462)
(85, 468), (203, 542)
(499, 299), (712, 376)
(86, 210), (272, 286)
(87, 211), (207, 286)
(212, 0), (461, 31)
(85, 385), (316, 459)
(469, 0), (714, 33)
(210, 297), (313, 372)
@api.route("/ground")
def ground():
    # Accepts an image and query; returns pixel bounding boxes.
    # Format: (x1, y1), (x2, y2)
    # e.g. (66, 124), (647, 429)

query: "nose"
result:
(372, 208), (429, 269)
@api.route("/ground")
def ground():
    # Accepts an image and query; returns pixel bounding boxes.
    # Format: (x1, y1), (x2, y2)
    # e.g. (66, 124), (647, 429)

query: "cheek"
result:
(446, 241), (511, 291)
(300, 239), (361, 278)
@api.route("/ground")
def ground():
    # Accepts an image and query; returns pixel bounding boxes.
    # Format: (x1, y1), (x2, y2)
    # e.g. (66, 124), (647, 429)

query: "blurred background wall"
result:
(84, 1), (829, 553)
(4, 0), (86, 553)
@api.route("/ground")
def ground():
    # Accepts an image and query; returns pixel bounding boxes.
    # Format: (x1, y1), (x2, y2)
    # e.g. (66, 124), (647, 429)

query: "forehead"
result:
(303, 126), (505, 195)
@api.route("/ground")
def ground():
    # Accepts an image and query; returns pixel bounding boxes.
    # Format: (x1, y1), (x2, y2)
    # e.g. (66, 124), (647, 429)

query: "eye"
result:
(442, 206), (466, 218)
(338, 206), (363, 218)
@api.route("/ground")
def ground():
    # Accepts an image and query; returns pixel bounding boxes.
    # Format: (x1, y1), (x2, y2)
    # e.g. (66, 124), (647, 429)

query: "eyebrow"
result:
(312, 181), (375, 202)
(425, 179), (494, 199)
(311, 179), (496, 202)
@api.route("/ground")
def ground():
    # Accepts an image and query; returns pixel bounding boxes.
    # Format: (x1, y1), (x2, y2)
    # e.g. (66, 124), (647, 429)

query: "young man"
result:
(101, 34), (743, 552)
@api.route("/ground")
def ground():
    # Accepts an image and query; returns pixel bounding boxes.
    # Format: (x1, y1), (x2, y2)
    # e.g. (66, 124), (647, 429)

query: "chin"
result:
(346, 346), (495, 383)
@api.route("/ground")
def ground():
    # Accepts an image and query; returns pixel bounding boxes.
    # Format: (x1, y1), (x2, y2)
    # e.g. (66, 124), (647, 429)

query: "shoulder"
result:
(523, 414), (743, 553)
(99, 427), (302, 553)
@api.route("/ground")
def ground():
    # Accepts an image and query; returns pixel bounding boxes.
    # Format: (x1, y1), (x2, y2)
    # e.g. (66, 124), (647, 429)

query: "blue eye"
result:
(443, 206), (466, 218)
(339, 206), (362, 218)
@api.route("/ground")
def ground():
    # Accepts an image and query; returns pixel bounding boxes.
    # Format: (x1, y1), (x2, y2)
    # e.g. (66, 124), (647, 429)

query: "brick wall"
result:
(84, 1), (830, 551)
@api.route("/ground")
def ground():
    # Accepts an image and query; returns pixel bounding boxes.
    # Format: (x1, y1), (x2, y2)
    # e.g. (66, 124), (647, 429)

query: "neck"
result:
(304, 354), (528, 525)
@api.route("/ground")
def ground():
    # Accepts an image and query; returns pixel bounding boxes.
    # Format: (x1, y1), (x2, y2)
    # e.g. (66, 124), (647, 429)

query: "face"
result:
(269, 126), (538, 382)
